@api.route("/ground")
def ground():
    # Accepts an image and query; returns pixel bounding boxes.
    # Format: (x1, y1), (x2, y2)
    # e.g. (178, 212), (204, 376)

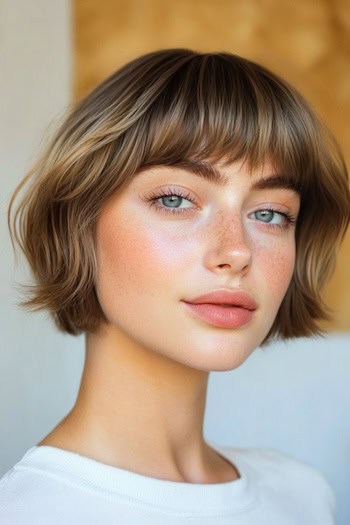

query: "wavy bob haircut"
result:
(8, 49), (350, 343)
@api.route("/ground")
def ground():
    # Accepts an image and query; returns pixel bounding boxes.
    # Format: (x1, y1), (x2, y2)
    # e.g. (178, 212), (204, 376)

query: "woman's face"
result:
(94, 160), (300, 371)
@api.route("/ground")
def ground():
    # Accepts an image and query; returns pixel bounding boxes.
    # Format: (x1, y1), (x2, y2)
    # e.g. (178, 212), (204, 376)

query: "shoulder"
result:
(231, 446), (325, 475)
(231, 446), (333, 490)
(219, 445), (335, 516)
(0, 447), (69, 523)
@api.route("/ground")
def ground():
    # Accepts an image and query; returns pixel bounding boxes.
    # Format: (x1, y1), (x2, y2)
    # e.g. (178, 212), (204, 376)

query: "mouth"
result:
(184, 289), (257, 311)
(216, 304), (240, 307)
(181, 301), (255, 328)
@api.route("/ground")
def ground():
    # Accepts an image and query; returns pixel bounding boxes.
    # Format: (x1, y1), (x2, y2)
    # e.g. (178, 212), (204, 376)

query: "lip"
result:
(181, 289), (257, 329)
(183, 290), (257, 310)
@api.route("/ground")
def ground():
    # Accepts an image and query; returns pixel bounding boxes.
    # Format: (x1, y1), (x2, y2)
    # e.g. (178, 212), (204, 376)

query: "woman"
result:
(1, 49), (349, 523)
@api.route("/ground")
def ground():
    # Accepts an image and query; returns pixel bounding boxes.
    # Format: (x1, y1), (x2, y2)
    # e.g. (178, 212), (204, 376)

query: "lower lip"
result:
(182, 302), (255, 328)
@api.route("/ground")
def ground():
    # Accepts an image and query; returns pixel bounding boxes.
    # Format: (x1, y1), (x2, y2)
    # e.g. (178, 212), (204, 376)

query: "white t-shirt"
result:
(0, 442), (335, 524)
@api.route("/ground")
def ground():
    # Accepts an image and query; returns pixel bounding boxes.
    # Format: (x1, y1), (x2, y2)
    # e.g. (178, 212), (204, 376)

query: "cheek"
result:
(95, 212), (190, 303)
(254, 238), (296, 297)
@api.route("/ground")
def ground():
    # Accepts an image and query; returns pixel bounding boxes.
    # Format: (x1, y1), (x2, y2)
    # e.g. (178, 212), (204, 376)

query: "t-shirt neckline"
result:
(17, 441), (258, 516)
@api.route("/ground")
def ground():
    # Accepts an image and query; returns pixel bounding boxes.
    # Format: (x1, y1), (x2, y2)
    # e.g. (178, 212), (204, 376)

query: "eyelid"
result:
(249, 208), (297, 228)
(144, 187), (299, 221)
(249, 198), (299, 215)
(143, 187), (197, 216)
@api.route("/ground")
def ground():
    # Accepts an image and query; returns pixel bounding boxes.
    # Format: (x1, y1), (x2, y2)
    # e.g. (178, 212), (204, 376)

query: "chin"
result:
(176, 339), (259, 373)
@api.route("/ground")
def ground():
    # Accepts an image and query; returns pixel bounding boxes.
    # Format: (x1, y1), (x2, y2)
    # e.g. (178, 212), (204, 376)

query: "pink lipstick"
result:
(181, 289), (257, 328)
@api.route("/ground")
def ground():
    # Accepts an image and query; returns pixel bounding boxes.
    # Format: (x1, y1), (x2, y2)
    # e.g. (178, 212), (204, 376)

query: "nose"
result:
(204, 212), (252, 276)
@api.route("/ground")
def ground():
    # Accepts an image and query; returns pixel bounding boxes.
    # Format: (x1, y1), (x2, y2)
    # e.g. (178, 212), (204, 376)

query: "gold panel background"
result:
(74, 0), (350, 331)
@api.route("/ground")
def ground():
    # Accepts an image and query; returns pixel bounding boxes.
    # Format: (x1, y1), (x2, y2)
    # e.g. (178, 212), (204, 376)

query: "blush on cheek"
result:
(96, 215), (185, 315)
(258, 245), (296, 298)
(100, 229), (150, 287)
(266, 256), (294, 296)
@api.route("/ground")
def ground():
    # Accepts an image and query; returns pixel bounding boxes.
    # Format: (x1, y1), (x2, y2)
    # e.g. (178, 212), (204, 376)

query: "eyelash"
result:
(146, 188), (196, 214)
(145, 188), (297, 230)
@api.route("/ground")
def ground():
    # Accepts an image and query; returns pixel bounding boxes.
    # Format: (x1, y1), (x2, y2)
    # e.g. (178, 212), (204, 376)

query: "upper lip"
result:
(183, 289), (257, 310)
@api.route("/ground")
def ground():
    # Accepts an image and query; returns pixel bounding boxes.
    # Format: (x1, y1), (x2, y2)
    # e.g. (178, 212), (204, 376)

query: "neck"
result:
(38, 323), (239, 483)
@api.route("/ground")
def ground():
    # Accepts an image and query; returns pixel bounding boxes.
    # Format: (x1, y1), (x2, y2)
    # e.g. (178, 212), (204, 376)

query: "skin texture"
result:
(38, 160), (300, 484)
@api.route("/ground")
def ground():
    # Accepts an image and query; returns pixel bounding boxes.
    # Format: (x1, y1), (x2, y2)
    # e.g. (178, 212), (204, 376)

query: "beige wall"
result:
(74, 0), (350, 330)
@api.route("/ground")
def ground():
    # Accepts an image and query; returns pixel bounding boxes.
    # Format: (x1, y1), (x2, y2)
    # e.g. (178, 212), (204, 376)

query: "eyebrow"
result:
(159, 160), (301, 194)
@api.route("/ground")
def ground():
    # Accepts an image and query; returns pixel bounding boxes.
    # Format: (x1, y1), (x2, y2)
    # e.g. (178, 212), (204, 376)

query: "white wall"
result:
(1, 2), (349, 524)
(0, 0), (84, 474)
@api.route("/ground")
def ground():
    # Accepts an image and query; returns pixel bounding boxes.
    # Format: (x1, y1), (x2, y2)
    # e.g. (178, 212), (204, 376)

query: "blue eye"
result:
(161, 195), (191, 209)
(252, 209), (296, 230)
(255, 210), (278, 223)
(146, 189), (196, 215)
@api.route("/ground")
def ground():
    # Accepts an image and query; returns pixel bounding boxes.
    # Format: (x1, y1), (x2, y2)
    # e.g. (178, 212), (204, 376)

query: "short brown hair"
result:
(8, 49), (350, 342)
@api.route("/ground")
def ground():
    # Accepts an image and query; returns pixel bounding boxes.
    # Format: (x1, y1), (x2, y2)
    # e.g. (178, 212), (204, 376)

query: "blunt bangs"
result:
(119, 52), (318, 196)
